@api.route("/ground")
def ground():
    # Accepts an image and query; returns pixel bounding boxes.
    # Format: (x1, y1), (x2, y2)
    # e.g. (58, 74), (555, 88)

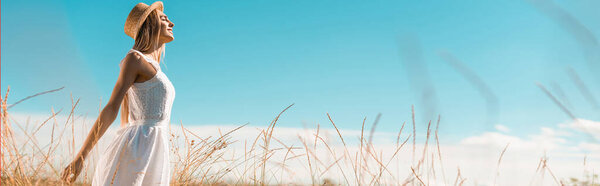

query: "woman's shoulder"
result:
(120, 50), (147, 69)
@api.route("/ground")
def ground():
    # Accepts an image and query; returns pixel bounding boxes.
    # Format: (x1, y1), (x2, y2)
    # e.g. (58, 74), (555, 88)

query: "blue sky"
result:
(3, 0), (600, 142)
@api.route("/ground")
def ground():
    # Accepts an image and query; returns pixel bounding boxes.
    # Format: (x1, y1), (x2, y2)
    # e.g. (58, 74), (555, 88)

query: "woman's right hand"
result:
(60, 156), (84, 184)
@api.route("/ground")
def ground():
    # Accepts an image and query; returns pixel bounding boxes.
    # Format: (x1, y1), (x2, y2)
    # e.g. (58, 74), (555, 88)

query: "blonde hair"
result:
(121, 9), (165, 125)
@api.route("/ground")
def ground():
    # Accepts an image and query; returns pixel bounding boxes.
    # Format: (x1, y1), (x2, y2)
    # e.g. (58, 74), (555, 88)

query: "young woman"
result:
(61, 1), (175, 185)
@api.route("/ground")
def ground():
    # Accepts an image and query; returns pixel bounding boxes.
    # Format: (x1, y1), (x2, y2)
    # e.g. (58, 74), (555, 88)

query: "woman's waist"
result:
(127, 119), (169, 127)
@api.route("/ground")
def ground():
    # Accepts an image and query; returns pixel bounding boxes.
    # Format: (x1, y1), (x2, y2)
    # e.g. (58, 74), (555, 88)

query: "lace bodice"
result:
(121, 49), (175, 126)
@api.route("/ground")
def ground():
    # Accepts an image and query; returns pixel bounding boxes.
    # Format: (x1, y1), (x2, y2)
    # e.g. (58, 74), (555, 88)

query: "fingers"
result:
(69, 173), (77, 184)
(61, 167), (71, 183)
(61, 160), (84, 184)
(61, 165), (77, 184)
(72, 167), (81, 182)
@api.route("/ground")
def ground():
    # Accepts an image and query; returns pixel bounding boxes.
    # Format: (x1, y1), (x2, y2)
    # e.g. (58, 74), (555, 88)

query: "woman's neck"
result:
(144, 43), (165, 63)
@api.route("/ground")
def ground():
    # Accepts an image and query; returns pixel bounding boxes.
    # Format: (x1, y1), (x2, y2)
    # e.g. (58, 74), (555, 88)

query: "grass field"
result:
(1, 87), (598, 185)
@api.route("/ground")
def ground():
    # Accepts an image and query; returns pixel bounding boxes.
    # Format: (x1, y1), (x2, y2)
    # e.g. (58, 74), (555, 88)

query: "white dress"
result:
(92, 49), (175, 186)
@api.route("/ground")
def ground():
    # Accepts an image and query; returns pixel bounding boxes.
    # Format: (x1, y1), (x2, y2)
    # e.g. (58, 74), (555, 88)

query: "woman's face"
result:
(157, 10), (174, 43)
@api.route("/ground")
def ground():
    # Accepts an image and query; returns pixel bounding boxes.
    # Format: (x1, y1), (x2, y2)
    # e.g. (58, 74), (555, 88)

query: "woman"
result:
(61, 1), (175, 185)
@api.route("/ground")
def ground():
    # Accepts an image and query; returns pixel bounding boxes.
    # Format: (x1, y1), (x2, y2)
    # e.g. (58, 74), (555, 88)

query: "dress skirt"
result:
(92, 120), (170, 186)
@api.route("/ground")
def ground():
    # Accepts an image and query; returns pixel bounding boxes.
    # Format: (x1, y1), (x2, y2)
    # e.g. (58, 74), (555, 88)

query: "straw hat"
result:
(124, 1), (164, 39)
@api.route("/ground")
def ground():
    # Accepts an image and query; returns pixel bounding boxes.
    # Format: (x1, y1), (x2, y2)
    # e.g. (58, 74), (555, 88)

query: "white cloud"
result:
(566, 118), (600, 140)
(494, 124), (510, 133)
(461, 132), (521, 148)
(577, 142), (600, 152)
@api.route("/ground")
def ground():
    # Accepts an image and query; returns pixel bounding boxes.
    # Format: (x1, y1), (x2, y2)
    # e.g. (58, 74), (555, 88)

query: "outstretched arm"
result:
(61, 53), (141, 183)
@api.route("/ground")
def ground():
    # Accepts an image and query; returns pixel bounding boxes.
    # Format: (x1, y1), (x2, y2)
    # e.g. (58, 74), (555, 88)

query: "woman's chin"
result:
(161, 36), (175, 43)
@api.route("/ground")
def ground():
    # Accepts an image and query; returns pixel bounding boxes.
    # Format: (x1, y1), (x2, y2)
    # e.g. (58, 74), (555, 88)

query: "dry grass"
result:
(1, 87), (598, 186)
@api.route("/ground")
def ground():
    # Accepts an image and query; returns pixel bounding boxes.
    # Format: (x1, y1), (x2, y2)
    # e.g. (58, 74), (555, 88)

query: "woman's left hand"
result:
(61, 156), (84, 184)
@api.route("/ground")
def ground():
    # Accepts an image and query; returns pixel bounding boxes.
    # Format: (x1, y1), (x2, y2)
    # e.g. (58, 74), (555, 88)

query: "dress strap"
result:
(129, 49), (161, 71)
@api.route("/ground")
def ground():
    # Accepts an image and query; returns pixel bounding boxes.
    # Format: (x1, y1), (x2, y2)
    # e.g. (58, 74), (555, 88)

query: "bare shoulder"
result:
(121, 52), (145, 70)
